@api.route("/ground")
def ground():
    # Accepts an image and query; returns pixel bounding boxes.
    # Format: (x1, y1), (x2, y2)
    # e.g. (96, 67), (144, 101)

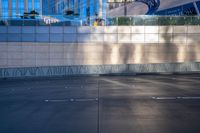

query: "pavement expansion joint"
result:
(152, 96), (200, 100)
(44, 98), (98, 102)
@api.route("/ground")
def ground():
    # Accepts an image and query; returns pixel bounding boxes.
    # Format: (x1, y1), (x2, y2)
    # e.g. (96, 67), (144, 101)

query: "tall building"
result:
(42, 0), (57, 15)
(0, 0), (41, 18)
(48, 0), (106, 22)
(107, 0), (200, 16)
(0, 0), (106, 25)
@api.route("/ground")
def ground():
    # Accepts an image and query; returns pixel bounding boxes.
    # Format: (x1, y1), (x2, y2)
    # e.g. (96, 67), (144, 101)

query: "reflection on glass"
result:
(143, 16), (158, 25)
(132, 16), (144, 25)
(1, 16), (200, 26)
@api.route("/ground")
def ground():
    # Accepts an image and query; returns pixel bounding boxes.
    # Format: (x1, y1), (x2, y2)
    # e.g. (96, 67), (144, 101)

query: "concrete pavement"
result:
(0, 74), (200, 133)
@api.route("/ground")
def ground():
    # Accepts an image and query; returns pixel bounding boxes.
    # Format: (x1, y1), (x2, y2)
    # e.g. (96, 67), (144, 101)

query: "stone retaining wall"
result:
(0, 26), (200, 77)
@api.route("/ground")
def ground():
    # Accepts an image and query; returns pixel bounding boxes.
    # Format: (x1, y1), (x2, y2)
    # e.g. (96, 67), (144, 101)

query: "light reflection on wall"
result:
(177, 46), (186, 62)
(134, 45), (143, 64)
(111, 45), (120, 64)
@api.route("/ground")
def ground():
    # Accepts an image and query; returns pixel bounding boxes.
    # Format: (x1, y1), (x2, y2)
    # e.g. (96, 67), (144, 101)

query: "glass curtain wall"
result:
(0, 0), (41, 19)
(41, 0), (106, 25)
(0, 0), (107, 25)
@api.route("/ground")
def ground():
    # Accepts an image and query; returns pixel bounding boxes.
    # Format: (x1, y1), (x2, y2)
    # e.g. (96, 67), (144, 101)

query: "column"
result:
(124, 0), (127, 16)
(32, 0), (35, 10)
(65, 0), (70, 12)
(98, 0), (103, 18)
(94, 0), (97, 13)
(40, 0), (42, 15)
(24, 0), (28, 13)
(86, 0), (90, 8)
(74, 0), (78, 15)
(193, 2), (200, 15)
(8, 0), (12, 18)
(86, 0), (90, 24)
(16, 0), (18, 16)
(48, 0), (50, 14)
(86, 0), (90, 13)
(64, 0), (67, 10)
(0, 0), (2, 17)
(65, 0), (69, 12)
(79, 0), (82, 20)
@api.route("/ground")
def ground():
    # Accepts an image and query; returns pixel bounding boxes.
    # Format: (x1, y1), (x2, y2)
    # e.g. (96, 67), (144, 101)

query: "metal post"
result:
(8, 0), (12, 18)
(124, 0), (127, 16)
(97, 79), (100, 133)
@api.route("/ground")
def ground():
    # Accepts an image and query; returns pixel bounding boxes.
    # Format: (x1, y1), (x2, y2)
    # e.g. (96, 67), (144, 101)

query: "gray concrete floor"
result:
(1, 74), (200, 133)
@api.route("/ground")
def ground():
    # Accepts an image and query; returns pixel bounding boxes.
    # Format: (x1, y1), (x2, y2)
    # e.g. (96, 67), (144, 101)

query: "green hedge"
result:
(107, 16), (200, 26)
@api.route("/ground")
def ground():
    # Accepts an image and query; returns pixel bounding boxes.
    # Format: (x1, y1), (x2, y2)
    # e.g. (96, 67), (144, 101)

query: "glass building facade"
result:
(42, 0), (57, 15)
(0, 0), (41, 18)
(0, 0), (107, 25)
(41, 0), (107, 25)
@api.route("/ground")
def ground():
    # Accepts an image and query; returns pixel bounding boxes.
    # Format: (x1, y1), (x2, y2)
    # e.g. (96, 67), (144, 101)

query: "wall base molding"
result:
(0, 62), (200, 78)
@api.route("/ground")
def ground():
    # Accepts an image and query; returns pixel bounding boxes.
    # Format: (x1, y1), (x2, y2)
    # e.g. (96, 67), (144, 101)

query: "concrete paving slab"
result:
(0, 75), (200, 133)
